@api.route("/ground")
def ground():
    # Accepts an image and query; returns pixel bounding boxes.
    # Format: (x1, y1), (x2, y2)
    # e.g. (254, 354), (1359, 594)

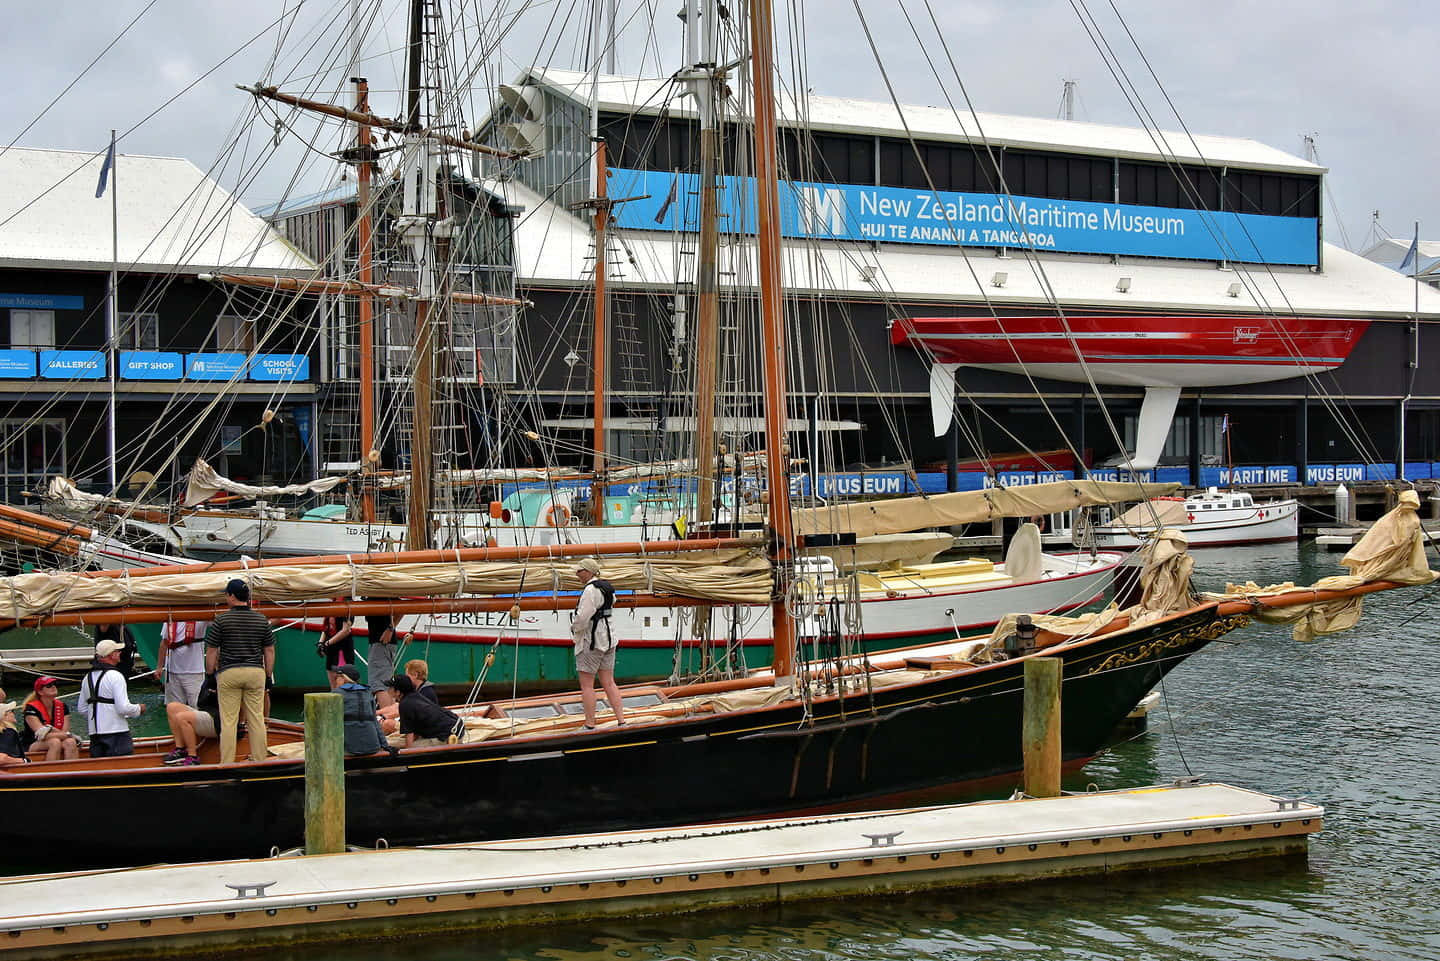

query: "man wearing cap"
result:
(76, 639), (146, 758)
(205, 578), (276, 764)
(571, 558), (626, 730)
(331, 664), (387, 755)
(386, 674), (466, 748)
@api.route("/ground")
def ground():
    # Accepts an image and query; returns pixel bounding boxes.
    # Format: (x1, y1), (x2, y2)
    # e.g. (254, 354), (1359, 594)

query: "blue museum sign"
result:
(0, 293), (84, 311)
(0, 350), (36, 378)
(39, 350), (105, 379)
(610, 168), (1320, 267)
(185, 352), (246, 381)
(249, 353), (310, 382)
(120, 351), (183, 380)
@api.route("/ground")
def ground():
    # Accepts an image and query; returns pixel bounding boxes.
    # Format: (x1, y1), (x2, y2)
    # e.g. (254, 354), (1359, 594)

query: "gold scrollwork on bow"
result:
(1088, 613), (1251, 675)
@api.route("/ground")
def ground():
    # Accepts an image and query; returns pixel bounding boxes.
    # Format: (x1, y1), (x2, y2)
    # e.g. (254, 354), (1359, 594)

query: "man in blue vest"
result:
(571, 558), (626, 730)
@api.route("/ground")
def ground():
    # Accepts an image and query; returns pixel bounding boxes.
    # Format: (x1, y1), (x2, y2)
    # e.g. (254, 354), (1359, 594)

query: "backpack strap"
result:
(85, 668), (117, 725)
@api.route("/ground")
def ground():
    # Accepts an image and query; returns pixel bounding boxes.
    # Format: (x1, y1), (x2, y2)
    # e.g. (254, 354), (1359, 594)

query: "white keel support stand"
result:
(1131, 386), (1181, 472)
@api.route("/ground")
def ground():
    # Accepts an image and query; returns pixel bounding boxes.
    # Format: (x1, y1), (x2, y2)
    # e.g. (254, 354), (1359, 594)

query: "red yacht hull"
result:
(892, 314), (1369, 387)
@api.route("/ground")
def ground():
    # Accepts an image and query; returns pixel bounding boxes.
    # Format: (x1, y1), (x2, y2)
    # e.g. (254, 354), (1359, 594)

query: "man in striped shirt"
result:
(205, 579), (276, 764)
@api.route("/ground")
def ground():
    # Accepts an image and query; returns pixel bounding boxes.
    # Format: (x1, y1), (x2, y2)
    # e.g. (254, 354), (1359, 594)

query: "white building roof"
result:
(0, 147), (313, 275)
(1359, 237), (1440, 279)
(522, 69), (1323, 175)
(489, 176), (1440, 322)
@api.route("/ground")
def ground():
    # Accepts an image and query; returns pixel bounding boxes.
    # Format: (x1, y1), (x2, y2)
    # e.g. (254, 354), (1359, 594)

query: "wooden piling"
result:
(304, 692), (345, 855)
(1023, 657), (1061, 798)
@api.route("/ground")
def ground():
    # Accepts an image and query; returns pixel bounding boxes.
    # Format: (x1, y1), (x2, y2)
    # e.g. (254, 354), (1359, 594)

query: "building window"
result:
(0, 418), (64, 503)
(122, 312), (159, 349)
(215, 315), (255, 352)
(10, 310), (54, 348)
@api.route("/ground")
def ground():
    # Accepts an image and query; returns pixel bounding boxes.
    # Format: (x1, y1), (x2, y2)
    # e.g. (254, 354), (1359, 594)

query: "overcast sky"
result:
(3, 0), (1433, 253)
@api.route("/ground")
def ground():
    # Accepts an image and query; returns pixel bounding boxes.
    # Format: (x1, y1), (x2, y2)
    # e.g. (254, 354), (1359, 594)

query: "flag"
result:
(95, 134), (116, 199)
(1397, 226), (1419, 276)
(653, 171), (679, 225)
(1221, 413), (1230, 434)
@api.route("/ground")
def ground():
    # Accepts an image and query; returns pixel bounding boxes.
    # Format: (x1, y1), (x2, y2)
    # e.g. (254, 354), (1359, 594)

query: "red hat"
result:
(33, 676), (58, 692)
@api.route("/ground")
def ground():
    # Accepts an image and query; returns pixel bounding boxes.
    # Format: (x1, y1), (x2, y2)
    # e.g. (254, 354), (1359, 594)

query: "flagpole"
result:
(106, 130), (119, 494)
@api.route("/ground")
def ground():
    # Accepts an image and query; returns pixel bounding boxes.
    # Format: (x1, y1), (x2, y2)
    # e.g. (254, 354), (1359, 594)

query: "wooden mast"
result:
(747, 0), (796, 681)
(690, 1), (721, 528)
(403, 0), (435, 551)
(354, 77), (377, 523)
(590, 142), (610, 521)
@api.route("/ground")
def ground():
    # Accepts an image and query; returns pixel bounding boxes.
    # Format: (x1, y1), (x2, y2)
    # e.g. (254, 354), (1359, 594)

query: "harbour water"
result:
(5, 542), (1437, 959)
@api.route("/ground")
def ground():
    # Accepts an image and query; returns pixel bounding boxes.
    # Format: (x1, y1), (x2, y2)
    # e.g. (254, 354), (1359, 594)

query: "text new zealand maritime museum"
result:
(612, 169), (1318, 266)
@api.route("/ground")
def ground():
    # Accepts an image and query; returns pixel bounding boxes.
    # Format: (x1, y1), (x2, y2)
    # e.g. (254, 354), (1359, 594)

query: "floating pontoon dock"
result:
(0, 780), (1320, 959)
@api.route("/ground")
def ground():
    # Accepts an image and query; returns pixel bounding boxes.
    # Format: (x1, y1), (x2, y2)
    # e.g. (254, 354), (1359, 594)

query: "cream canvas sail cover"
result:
(184, 458), (348, 506)
(792, 479), (1180, 538)
(0, 549), (770, 620)
(1202, 491), (1437, 641)
(1107, 498), (1190, 530)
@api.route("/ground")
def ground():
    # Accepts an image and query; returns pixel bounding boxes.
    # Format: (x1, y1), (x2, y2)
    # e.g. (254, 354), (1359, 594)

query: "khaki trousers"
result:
(217, 666), (267, 764)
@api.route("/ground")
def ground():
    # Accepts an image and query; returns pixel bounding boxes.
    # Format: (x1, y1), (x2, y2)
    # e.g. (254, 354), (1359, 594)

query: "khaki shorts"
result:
(575, 645), (617, 675)
(192, 711), (217, 739)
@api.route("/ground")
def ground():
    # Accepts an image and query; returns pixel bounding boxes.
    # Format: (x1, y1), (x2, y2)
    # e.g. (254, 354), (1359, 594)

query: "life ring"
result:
(541, 501), (572, 527)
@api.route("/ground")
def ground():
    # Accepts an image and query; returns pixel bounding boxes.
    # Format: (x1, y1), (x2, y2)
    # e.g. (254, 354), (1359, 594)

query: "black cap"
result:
(225, 578), (251, 602)
(335, 664), (361, 682)
(387, 674), (415, 695)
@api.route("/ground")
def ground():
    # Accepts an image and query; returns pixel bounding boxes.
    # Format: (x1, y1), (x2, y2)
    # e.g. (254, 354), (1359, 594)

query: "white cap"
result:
(95, 639), (126, 658)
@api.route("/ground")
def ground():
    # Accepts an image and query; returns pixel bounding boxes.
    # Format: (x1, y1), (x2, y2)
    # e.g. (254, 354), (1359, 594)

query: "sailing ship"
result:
(1, 0), (1431, 871)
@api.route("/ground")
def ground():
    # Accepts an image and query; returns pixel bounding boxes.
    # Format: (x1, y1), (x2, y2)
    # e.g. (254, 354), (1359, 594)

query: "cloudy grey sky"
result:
(3, 0), (1433, 252)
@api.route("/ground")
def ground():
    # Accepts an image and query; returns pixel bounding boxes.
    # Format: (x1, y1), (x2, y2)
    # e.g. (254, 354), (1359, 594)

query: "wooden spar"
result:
(590, 141), (610, 522)
(3, 592), (719, 629)
(692, 66), (721, 527)
(1212, 579), (1414, 616)
(58, 536), (753, 581)
(198, 273), (527, 308)
(355, 77), (377, 524)
(0, 503), (94, 539)
(0, 518), (82, 555)
(403, 0), (435, 554)
(748, 0), (797, 681)
(239, 84), (519, 160)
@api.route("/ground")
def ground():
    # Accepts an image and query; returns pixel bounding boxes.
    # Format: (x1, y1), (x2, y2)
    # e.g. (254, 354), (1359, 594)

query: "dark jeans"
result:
(89, 731), (134, 758)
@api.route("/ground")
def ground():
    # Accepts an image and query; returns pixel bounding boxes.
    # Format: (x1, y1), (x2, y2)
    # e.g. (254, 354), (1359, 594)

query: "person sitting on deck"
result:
(386, 675), (466, 748)
(0, 702), (28, 766)
(332, 665), (387, 755)
(21, 676), (79, 761)
(378, 657), (434, 734)
(160, 674), (222, 766)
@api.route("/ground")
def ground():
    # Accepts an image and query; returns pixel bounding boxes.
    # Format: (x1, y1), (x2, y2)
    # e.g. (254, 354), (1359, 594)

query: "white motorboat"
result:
(1086, 487), (1299, 548)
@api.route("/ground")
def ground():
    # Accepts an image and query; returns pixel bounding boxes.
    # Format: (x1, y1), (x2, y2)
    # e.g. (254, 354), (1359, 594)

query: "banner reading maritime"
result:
(611, 169), (1318, 266)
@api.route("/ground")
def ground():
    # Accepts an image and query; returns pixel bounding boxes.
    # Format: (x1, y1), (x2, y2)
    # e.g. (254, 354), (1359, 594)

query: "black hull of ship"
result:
(0, 606), (1247, 868)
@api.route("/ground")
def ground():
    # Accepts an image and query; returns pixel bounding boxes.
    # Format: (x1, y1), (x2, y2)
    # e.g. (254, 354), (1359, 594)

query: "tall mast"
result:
(353, 77), (377, 523)
(105, 129), (119, 494)
(402, 0), (436, 550)
(747, 0), (796, 681)
(589, 142), (611, 520)
(687, 0), (721, 527)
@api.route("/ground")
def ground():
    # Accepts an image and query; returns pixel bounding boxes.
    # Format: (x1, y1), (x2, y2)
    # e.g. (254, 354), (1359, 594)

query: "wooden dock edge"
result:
(0, 813), (1320, 959)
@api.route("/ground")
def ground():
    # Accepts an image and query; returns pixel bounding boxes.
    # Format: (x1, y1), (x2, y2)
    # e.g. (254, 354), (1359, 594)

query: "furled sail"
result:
(0, 548), (770, 620)
(1202, 490), (1437, 641)
(183, 458), (348, 506)
(792, 479), (1181, 538)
